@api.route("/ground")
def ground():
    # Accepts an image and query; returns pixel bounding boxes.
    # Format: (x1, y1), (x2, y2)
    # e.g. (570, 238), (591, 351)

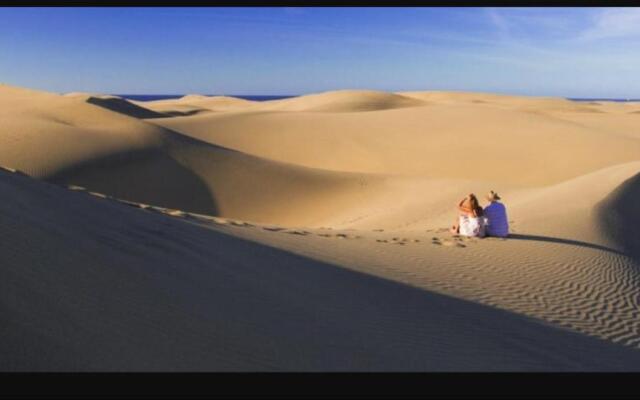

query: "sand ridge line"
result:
(56, 178), (379, 238)
(57, 180), (248, 226)
(0, 165), (29, 177)
(55, 179), (464, 244)
(5, 84), (640, 369)
(7, 165), (640, 371)
(55, 174), (513, 250)
(55, 179), (425, 241)
(154, 90), (640, 187)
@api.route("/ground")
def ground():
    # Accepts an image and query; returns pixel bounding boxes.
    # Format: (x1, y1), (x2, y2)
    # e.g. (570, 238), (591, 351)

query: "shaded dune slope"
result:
(64, 92), (168, 118)
(136, 94), (257, 115)
(85, 95), (167, 119)
(449, 163), (640, 348)
(3, 167), (640, 371)
(234, 162), (640, 349)
(3, 84), (640, 370)
(596, 171), (640, 260)
(0, 85), (387, 226)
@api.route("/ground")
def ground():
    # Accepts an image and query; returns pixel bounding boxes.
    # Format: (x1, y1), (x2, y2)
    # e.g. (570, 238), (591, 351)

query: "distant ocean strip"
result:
(567, 98), (640, 102)
(116, 95), (296, 102)
(116, 95), (640, 103)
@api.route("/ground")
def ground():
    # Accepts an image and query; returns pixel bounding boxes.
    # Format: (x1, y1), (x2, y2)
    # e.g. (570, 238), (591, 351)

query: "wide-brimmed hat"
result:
(486, 190), (501, 201)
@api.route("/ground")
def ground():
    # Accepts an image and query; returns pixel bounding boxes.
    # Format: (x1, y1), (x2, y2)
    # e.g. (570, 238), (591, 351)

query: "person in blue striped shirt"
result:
(483, 191), (509, 238)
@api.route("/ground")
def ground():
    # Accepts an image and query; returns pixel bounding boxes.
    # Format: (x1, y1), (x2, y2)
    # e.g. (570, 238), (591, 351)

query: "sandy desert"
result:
(2, 83), (640, 371)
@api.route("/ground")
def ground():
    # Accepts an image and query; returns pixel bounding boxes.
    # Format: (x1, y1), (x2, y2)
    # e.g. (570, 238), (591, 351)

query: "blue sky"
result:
(1, 7), (639, 97)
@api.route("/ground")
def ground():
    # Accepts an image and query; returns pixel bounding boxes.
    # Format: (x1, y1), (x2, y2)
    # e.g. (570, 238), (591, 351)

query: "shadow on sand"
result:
(506, 233), (626, 257)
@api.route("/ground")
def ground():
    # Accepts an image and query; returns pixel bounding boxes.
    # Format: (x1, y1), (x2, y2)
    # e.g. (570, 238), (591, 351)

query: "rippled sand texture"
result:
(2, 84), (640, 370)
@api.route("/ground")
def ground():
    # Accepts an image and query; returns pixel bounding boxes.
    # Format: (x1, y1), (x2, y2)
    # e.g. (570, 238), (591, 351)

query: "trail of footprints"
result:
(8, 167), (640, 348)
(62, 181), (510, 247)
(3, 165), (512, 249)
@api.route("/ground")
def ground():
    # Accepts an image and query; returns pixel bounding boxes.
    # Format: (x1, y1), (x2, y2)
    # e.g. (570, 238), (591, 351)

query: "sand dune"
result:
(136, 102), (210, 117)
(2, 83), (640, 371)
(0, 84), (391, 226)
(597, 170), (640, 258)
(86, 95), (167, 119)
(138, 90), (425, 115)
(154, 91), (640, 186)
(3, 166), (640, 371)
(136, 94), (257, 115)
(65, 92), (166, 118)
(225, 161), (640, 351)
(1, 84), (166, 177)
(399, 90), (604, 113)
(252, 90), (426, 112)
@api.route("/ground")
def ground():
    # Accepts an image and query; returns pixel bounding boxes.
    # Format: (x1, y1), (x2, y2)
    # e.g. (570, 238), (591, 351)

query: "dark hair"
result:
(468, 194), (484, 217)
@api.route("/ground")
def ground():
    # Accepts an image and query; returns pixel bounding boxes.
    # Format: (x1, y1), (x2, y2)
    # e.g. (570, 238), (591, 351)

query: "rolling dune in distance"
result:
(0, 84), (392, 226)
(2, 83), (640, 371)
(152, 89), (640, 186)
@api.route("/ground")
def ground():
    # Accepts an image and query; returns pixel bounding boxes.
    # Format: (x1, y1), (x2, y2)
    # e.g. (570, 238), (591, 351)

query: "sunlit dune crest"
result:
(2, 83), (640, 370)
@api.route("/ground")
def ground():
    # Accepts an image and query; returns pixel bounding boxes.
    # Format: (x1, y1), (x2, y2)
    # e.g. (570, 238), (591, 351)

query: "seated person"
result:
(483, 190), (509, 237)
(451, 194), (486, 237)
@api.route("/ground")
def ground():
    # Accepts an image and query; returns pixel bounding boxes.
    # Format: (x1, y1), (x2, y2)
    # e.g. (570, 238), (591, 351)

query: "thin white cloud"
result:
(580, 8), (640, 40)
(485, 7), (510, 41)
(484, 7), (579, 41)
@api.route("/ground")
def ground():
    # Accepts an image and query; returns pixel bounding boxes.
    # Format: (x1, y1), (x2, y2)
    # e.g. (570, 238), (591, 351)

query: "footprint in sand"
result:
(165, 209), (186, 217)
(1, 166), (29, 176)
(376, 239), (389, 243)
(186, 214), (210, 222)
(210, 217), (230, 225)
(286, 230), (311, 236)
(117, 201), (150, 210)
(263, 226), (286, 232)
(230, 221), (254, 228)
(338, 233), (361, 239)
(441, 240), (467, 248)
(373, 229), (384, 232)
(117, 199), (138, 207)
(318, 233), (333, 237)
